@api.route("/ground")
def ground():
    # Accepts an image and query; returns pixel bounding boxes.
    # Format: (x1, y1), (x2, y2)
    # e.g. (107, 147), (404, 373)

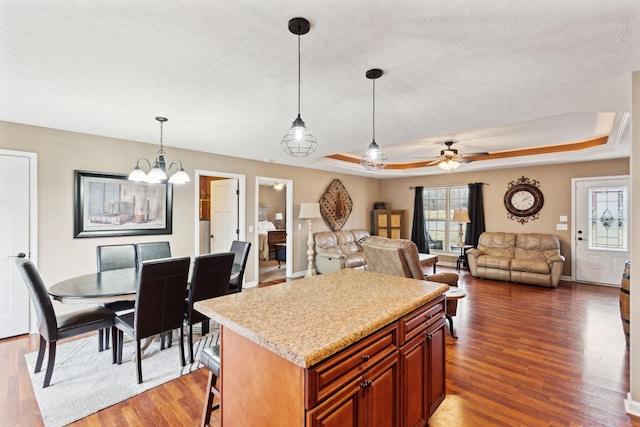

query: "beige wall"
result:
(380, 159), (630, 275)
(0, 121), (381, 296)
(259, 185), (286, 225)
(0, 119), (630, 288)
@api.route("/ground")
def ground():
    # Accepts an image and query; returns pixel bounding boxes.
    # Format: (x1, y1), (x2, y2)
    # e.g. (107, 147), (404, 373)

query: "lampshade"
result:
(299, 202), (321, 219)
(275, 212), (284, 221)
(452, 209), (471, 223)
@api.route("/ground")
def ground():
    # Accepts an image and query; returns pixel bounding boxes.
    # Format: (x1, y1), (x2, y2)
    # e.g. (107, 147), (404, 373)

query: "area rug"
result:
(25, 326), (219, 427)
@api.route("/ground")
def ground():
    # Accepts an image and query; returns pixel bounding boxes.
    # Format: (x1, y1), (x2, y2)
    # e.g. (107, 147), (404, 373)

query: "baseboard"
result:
(625, 393), (640, 417)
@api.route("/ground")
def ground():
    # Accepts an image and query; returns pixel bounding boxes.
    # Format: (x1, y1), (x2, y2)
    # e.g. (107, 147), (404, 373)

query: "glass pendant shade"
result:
(282, 115), (318, 156)
(128, 166), (147, 182)
(360, 140), (388, 170)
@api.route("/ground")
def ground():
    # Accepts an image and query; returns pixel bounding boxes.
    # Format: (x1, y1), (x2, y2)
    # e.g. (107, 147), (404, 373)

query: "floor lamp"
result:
(452, 209), (471, 247)
(299, 203), (321, 277)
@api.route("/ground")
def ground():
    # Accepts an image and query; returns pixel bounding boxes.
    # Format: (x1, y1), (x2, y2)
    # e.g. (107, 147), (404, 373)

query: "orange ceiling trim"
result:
(325, 136), (609, 170)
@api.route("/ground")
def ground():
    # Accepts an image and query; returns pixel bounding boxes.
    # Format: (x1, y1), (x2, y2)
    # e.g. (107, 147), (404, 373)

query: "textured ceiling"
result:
(1, 1), (638, 177)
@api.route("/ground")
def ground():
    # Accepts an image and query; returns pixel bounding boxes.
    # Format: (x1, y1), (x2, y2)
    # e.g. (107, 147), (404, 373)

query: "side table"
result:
(444, 286), (467, 338)
(456, 245), (474, 271)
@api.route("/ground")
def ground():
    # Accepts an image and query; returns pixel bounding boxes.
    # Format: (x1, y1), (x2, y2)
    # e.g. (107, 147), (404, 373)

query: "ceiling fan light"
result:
(438, 159), (461, 171)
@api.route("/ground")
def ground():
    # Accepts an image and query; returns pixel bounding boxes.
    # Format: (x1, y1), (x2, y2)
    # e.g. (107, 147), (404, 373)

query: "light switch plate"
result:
(556, 223), (568, 230)
(559, 215), (568, 222)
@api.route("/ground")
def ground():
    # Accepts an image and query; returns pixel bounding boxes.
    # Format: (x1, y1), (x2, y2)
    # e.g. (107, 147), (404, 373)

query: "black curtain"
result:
(411, 186), (429, 253)
(465, 183), (486, 247)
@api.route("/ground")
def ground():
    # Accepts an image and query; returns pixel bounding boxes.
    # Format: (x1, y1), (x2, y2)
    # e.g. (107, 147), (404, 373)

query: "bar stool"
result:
(200, 345), (221, 427)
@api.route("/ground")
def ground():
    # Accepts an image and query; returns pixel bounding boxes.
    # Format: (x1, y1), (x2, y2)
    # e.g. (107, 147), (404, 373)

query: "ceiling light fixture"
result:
(128, 117), (190, 185)
(360, 68), (388, 170)
(273, 182), (284, 190)
(281, 17), (318, 157)
(438, 158), (461, 171)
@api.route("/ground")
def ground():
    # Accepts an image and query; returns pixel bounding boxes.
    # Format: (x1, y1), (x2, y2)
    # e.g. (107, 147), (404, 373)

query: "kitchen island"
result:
(195, 268), (449, 426)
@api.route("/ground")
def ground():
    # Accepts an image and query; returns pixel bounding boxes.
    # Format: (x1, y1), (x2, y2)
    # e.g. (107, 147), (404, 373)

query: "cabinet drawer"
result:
(399, 297), (445, 344)
(305, 323), (398, 409)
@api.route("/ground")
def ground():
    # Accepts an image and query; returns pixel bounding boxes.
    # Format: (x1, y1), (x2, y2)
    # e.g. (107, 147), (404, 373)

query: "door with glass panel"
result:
(574, 177), (630, 285)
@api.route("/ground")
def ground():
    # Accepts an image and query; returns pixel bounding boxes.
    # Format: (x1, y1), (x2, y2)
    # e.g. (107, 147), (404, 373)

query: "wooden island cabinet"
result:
(195, 269), (448, 427)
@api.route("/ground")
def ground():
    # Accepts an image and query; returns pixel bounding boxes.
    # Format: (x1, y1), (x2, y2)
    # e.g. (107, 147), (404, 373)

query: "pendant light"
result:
(128, 117), (190, 184)
(360, 68), (388, 170)
(281, 17), (318, 157)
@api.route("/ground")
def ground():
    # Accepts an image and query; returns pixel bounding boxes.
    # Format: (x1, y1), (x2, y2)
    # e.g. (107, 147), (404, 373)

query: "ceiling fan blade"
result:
(461, 151), (489, 157)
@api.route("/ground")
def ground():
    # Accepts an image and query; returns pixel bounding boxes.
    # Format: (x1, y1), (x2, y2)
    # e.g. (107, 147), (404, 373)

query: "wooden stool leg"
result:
(201, 370), (220, 427)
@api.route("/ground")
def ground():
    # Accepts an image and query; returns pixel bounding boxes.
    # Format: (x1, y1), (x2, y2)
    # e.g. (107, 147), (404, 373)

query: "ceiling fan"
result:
(424, 141), (487, 170)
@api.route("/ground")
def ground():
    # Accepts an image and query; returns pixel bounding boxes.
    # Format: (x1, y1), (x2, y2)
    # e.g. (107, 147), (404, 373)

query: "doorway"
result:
(194, 169), (246, 255)
(0, 149), (37, 338)
(256, 177), (293, 283)
(572, 175), (630, 285)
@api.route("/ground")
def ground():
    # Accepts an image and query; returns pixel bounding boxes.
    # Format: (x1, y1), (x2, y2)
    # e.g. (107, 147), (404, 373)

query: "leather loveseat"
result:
(314, 229), (370, 274)
(466, 232), (565, 288)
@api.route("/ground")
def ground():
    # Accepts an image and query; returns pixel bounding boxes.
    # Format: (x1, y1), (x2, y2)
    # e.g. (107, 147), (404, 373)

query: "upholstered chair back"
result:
(362, 236), (425, 280)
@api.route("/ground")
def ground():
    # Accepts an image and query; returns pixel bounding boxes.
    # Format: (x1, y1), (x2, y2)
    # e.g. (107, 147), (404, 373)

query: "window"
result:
(422, 186), (468, 253)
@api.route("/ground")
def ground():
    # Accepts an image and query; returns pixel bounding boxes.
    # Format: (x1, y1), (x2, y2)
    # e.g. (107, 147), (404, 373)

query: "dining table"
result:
(48, 268), (139, 304)
(48, 264), (242, 304)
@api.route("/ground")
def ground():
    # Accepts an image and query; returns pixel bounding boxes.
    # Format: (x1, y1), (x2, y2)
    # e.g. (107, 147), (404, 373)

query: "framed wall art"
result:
(74, 170), (173, 238)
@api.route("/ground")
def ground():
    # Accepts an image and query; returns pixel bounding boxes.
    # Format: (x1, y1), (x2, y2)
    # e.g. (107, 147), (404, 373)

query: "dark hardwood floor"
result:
(1, 268), (639, 426)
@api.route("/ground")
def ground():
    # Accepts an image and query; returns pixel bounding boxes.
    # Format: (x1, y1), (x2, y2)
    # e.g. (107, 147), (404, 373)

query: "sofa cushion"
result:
(335, 230), (359, 255)
(515, 233), (561, 260)
(510, 258), (551, 274)
(476, 255), (512, 270)
(345, 253), (367, 269)
(477, 232), (516, 259)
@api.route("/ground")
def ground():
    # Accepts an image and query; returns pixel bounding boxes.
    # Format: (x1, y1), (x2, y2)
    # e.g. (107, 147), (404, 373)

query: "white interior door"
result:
(574, 177), (630, 285)
(0, 153), (31, 338)
(210, 178), (239, 253)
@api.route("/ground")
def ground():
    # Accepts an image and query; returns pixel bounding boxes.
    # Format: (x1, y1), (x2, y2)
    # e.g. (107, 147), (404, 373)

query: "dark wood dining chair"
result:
(14, 258), (116, 388)
(96, 243), (137, 351)
(184, 252), (234, 363)
(228, 241), (251, 293)
(114, 256), (190, 384)
(135, 241), (171, 268)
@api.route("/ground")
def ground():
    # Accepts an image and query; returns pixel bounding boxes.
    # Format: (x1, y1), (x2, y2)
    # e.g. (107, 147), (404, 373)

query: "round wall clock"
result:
(504, 176), (544, 224)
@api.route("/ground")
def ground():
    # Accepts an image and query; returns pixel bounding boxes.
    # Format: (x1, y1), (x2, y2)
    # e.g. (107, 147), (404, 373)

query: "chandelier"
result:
(128, 117), (190, 184)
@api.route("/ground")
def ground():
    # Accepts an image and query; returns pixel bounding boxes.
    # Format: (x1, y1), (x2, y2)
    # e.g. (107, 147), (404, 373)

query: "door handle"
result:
(8, 253), (26, 259)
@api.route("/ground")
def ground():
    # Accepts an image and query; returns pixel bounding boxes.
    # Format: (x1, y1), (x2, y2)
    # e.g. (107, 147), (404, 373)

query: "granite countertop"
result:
(194, 268), (448, 368)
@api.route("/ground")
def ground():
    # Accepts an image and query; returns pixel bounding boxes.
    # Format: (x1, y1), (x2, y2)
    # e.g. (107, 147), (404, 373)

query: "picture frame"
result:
(74, 170), (173, 238)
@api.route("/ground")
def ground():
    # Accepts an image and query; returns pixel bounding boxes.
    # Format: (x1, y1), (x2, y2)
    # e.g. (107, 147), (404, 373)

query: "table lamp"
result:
(299, 202), (322, 277)
(452, 209), (471, 247)
(275, 212), (284, 229)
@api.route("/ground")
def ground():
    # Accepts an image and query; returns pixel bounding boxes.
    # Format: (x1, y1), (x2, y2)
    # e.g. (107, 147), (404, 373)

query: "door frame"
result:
(0, 149), (38, 333)
(194, 169), (246, 257)
(570, 174), (630, 283)
(255, 177), (293, 281)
